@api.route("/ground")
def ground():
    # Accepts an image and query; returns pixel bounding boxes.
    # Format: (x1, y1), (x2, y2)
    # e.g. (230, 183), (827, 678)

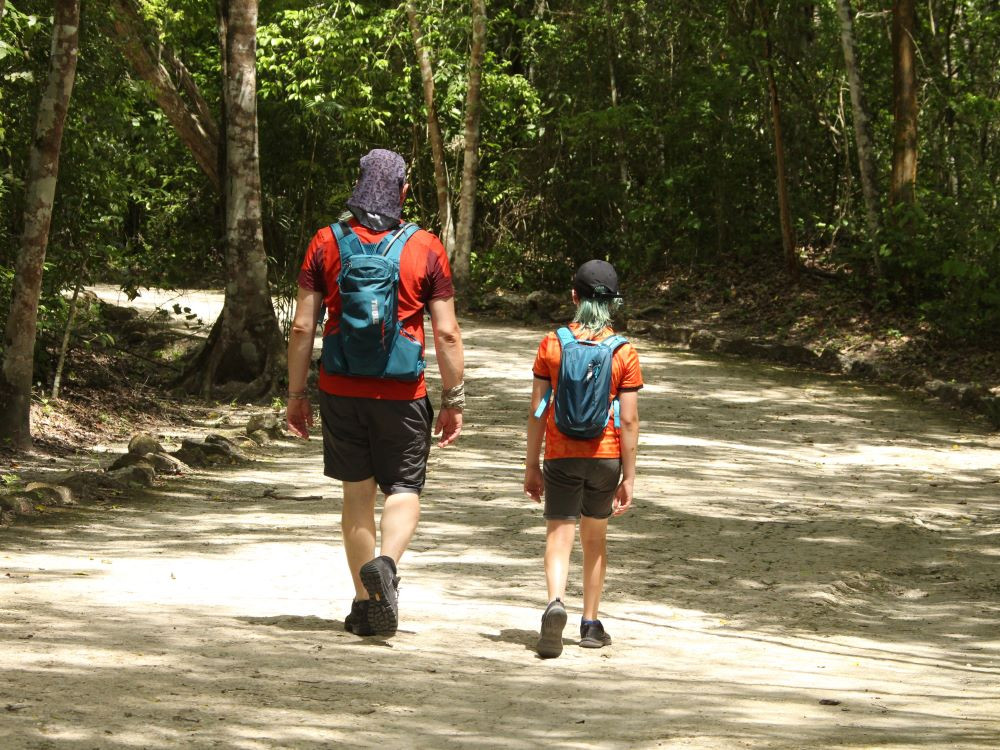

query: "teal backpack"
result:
(321, 221), (425, 381)
(534, 327), (628, 439)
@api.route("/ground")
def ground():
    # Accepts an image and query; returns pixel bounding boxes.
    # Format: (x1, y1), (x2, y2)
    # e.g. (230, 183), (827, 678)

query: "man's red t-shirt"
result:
(298, 218), (454, 400)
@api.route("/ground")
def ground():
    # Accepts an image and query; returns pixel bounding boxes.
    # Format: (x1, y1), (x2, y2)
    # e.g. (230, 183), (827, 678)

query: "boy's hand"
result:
(612, 478), (633, 516)
(524, 465), (544, 503)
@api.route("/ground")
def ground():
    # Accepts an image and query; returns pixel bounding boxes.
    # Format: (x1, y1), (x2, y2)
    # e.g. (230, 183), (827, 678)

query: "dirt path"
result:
(3, 291), (1000, 749)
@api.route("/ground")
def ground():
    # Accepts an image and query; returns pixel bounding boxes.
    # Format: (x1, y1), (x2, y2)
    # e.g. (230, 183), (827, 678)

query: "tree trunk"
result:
(178, 0), (283, 398)
(0, 1), (7, 22)
(452, 0), (486, 294)
(108, 0), (221, 191)
(527, 0), (547, 84)
(604, 0), (629, 193)
(51, 254), (88, 401)
(890, 0), (918, 209)
(755, 0), (798, 278)
(406, 2), (456, 258)
(0, 0), (80, 450)
(835, 0), (882, 255)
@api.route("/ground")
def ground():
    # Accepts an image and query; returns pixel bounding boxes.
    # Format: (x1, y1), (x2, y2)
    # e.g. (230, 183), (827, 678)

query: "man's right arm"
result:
(428, 295), (464, 447)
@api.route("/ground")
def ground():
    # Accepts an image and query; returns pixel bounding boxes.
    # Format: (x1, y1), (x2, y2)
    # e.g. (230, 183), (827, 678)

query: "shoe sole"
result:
(346, 614), (375, 637)
(537, 606), (567, 658)
(579, 636), (611, 649)
(360, 560), (398, 635)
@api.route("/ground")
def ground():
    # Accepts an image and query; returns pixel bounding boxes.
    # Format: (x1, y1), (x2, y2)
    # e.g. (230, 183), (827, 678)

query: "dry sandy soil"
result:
(2, 288), (999, 749)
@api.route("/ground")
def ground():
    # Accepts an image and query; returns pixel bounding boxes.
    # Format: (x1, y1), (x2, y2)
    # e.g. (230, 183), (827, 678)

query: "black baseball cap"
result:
(574, 259), (622, 300)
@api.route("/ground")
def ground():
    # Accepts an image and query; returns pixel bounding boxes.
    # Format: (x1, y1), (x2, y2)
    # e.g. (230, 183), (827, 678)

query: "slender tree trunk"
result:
(108, 0), (220, 191)
(406, 2), (456, 258)
(890, 0), (918, 210)
(452, 0), (486, 293)
(755, 0), (798, 278)
(604, 0), (629, 192)
(178, 0), (283, 398)
(51, 255), (88, 401)
(835, 0), (882, 257)
(946, 2), (962, 197)
(0, 1), (7, 22)
(0, 0), (79, 449)
(527, 0), (547, 84)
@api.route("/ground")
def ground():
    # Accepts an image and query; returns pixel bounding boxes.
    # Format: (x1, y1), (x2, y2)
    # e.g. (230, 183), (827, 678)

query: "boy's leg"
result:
(544, 519), (576, 602)
(579, 515), (609, 620)
(342, 478), (378, 600)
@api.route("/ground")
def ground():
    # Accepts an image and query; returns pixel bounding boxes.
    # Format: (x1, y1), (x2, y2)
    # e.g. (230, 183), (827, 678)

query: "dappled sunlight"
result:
(3, 317), (999, 748)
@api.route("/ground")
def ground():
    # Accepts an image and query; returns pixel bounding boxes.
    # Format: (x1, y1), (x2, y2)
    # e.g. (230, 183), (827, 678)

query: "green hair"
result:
(572, 297), (619, 334)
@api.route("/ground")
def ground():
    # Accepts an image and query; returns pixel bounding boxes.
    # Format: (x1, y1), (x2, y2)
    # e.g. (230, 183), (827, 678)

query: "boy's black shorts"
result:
(543, 458), (622, 520)
(319, 392), (433, 496)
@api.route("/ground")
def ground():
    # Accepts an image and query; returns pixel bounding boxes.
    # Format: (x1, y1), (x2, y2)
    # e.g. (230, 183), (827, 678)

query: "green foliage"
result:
(2, 0), (1000, 359)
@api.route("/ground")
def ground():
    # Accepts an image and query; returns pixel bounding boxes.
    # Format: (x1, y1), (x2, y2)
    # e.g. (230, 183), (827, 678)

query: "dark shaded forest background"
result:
(1, 1), (998, 422)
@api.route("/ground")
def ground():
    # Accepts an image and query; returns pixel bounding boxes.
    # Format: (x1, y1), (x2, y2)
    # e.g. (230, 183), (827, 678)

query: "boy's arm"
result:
(524, 378), (549, 502)
(612, 390), (639, 515)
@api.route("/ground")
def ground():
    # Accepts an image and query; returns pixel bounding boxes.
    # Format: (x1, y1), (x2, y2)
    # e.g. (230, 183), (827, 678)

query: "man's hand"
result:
(286, 398), (313, 439)
(524, 464), (544, 503)
(611, 477), (634, 516)
(434, 406), (463, 447)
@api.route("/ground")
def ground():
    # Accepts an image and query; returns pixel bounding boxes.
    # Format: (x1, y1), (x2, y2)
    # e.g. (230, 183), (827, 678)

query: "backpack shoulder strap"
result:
(600, 334), (628, 352)
(331, 221), (365, 263)
(379, 222), (420, 263)
(555, 327), (577, 349)
(534, 386), (553, 419)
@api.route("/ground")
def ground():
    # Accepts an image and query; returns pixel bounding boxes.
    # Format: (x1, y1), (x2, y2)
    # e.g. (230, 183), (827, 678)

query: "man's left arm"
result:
(428, 295), (464, 447)
(286, 286), (323, 438)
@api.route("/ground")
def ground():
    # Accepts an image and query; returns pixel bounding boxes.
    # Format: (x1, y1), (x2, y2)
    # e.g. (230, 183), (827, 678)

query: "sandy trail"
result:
(2, 290), (999, 749)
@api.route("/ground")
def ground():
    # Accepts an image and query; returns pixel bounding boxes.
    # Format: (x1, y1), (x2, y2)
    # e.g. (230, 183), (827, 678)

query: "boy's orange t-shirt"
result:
(532, 323), (643, 460)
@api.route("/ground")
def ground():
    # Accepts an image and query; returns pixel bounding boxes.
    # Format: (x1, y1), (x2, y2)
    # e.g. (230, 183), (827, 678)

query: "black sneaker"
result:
(537, 599), (568, 658)
(579, 619), (612, 648)
(360, 556), (400, 635)
(345, 599), (375, 636)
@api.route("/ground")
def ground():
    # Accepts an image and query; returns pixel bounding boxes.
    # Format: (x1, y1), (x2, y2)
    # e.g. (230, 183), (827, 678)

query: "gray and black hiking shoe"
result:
(537, 598), (568, 658)
(360, 555), (400, 635)
(579, 619), (612, 648)
(345, 599), (375, 636)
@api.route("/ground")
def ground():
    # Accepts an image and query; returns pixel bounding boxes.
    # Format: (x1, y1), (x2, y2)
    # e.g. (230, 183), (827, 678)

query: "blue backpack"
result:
(534, 327), (628, 439)
(320, 220), (425, 381)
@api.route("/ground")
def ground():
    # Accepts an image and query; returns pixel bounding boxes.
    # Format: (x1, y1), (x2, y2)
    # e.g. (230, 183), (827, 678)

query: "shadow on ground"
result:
(2, 319), (998, 749)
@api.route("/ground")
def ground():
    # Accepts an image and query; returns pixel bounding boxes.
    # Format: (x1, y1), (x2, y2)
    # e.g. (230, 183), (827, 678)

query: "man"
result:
(286, 149), (465, 637)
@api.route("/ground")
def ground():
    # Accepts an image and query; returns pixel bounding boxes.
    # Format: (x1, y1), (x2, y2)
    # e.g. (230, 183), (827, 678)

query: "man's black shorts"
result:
(318, 392), (433, 496)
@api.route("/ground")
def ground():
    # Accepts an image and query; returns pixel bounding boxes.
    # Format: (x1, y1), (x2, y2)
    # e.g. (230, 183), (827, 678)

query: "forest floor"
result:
(2, 285), (999, 749)
(637, 261), (1000, 393)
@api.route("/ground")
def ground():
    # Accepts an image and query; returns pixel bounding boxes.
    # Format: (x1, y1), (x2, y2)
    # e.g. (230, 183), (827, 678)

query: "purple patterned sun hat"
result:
(346, 149), (407, 230)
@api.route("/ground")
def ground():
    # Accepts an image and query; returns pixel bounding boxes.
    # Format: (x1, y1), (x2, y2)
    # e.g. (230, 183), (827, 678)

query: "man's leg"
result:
(379, 491), (420, 563)
(341, 478), (378, 600)
(579, 515), (609, 620)
(544, 519), (576, 603)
